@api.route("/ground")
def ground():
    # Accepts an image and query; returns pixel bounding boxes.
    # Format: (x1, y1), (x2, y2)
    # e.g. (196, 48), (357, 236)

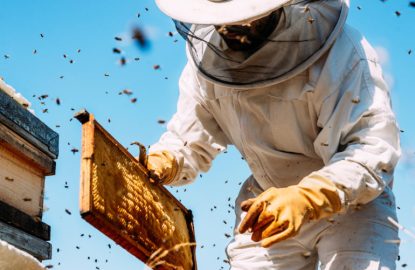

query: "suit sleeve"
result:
(150, 63), (229, 186)
(312, 58), (401, 208)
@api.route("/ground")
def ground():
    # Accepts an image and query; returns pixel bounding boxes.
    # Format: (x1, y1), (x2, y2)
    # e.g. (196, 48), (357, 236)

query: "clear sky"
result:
(0, 1), (414, 270)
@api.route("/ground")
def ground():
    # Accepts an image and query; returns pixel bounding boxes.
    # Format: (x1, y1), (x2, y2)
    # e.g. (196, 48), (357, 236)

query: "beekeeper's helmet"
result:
(156, 0), (293, 25)
(156, 0), (349, 88)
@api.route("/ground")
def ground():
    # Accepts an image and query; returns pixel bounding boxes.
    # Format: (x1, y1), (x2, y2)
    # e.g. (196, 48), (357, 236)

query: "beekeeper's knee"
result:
(320, 251), (395, 270)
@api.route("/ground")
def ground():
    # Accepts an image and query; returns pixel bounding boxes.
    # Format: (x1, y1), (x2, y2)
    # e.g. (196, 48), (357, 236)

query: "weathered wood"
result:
(0, 89), (59, 159)
(73, 109), (90, 124)
(0, 145), (44, 217)
(0, 122), (55, 176)
(0, 220), (51, 260)
(0, 200), (50, 241)
(78, 112), (197, 270)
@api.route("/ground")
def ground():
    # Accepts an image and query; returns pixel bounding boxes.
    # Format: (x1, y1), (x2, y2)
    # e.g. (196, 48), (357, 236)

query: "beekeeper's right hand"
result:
(146, 150), (179, 185)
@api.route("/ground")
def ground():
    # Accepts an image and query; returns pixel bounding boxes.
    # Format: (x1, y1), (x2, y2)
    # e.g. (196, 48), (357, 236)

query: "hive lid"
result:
(0, 86), (59, 159)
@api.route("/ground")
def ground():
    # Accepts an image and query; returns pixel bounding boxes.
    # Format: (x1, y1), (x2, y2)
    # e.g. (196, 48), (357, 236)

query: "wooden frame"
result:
(76, 110), (197, 270)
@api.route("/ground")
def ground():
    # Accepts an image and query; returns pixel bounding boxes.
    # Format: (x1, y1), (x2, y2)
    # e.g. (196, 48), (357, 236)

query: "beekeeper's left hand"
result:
(146, 150), (179, 185)
(238, 175), (342, 247)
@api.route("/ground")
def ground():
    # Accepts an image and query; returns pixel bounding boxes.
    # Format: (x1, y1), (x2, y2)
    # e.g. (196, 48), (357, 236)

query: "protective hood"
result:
(176, 0), (349, 88)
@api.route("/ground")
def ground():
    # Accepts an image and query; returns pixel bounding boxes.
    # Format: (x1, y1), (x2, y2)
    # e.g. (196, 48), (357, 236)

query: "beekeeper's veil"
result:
(156, 0), (349, 88)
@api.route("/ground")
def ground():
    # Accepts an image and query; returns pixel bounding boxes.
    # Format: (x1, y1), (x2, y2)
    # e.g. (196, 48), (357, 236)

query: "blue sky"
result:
(0, 1), (414, 269)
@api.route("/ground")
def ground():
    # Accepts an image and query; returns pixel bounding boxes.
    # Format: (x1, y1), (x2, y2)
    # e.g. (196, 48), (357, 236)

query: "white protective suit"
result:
(150, 0), (401, 269)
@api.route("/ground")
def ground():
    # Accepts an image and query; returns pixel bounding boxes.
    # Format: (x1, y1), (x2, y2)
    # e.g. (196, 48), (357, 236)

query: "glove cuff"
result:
(297, 174), (342, 220)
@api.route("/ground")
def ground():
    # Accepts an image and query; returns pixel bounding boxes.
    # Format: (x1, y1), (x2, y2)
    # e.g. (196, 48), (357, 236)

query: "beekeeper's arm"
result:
(312, 57), (400, 208)
(240, 55), (400, 247)
(148, 63), (228, 186)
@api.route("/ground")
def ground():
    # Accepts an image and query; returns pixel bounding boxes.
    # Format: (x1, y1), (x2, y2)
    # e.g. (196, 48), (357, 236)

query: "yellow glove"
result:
(146, 150), (179, 185)
(239, 175), (341, 247)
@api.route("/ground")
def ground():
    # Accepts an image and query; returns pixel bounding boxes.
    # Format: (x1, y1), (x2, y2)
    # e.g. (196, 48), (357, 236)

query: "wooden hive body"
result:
(77, 111), (197, 270)
(0, 84), (59, 260)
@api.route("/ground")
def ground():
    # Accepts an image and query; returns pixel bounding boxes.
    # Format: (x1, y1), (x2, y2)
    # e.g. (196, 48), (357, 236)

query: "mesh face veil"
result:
(174, 0), (349, 88)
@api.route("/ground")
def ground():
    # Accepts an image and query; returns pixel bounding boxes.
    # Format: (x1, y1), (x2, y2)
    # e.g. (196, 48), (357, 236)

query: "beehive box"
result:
(0, 81), (58, 260)
(76, 110), (196, 270)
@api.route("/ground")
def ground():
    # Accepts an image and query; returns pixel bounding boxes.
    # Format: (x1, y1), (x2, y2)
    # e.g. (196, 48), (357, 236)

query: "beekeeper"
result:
(148, 0), (401, 269)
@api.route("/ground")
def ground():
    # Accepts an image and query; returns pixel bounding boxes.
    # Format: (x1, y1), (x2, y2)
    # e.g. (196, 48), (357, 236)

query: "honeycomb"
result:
(90, 127), (193, 269)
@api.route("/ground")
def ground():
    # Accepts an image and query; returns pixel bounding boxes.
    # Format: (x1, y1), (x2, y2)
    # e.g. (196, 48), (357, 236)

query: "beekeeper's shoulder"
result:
(315, 24), (381, 93)
(329, 24), (379, 72)
(312, 25), (381, 115)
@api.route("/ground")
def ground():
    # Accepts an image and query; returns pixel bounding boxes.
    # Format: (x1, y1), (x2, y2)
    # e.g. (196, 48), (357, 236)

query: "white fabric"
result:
(186, 0), (349, 88)
(156, 0), (292, 25)
(0, 240), (46, 270)
(225, 177), (399, 269)
(150, 24), (401, 208)
(0, 78), (34, 114)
